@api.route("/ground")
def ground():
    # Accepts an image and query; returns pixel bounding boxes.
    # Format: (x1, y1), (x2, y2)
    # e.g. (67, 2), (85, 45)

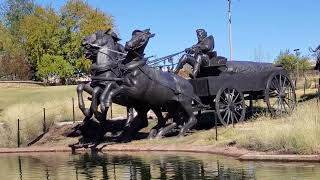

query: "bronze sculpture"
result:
(72, 29), (204, 145)
(310, 45), (320, 72)
(69, 26), (296, 149)
(104, 29), (205, 137)
(174, 29), (214, 78)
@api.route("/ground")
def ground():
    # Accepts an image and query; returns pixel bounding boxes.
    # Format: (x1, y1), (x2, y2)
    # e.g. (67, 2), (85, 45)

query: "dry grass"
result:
(233, 100), (320, 154)
(0, 85), (126, 147)
(133, 95), (320, 155)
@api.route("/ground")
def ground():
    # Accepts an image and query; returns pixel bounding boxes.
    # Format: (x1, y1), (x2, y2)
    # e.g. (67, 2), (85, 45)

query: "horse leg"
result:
(77, 83), (93, 118)
(178, 101), (197, 137)
(99, 82), (118, 121)
(126, 107), (135, 126)
(90, 86), (102, 120)
(105, 85), (132, 107)
(148, 108), (166, 139)
(119, 106), (149, 142)
(156, 123), (177, 138)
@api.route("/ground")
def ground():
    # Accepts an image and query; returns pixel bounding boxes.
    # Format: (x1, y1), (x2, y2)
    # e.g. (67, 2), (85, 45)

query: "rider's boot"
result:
(191, 62), (201, 78)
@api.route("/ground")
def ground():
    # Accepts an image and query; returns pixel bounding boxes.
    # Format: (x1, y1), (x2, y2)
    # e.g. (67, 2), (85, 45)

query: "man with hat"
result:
(174, 29), (214, 78)
(110, 32), (126, 59)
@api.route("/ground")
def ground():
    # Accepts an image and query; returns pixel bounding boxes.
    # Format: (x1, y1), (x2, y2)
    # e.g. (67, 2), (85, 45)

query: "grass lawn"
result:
(0, 85), (126, 147)
(133, 99), (320, 155)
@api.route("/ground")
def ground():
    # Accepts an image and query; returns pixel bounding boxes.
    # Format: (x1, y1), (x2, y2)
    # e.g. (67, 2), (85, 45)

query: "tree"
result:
(0, 0), (115, 80)
(275, 50), (312, 89)
(59, 0), (114, 71)
(19, 6), (60, 69)
(275, 50), (298, 75)
(75, 56), (91, 75)
(275, 50), (312, 74)
(0, 0), (35, 36)
(0, 22), (30, 80)
(36, 54), (73, 81)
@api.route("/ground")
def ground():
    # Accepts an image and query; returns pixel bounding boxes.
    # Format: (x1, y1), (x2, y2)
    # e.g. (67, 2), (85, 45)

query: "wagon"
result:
(189, 60), (297, 126)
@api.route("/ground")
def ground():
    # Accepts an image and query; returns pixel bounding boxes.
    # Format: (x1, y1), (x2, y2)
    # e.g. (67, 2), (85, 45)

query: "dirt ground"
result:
(1, 124), (320, 162)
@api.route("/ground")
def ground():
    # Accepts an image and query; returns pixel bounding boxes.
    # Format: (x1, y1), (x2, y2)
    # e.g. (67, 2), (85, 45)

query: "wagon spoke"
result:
(231, 89), (235, 100)
(222, 111), (228, 122)
(220, 97), (229, 105)
(234, 109), (242, 117)
(283, 77), (289, 90)
(226, 110), (231, 124)
(219, 104), (228, 108)
(281, 99), (288, 113)
(232, 93), (240, 103)
(233, 111), (240, 123)
(271, 98), (280, 108)
(234, 101), (244, 105)
(279, 75), (282, 90)
(219, 107), (228, 112)
(230, 111), (235, 124)
(283, 99), (291, 111)
(271, 79), (280, 93)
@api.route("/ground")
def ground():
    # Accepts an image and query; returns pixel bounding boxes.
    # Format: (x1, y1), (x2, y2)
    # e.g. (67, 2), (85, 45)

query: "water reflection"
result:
(1, 152), (320, 179)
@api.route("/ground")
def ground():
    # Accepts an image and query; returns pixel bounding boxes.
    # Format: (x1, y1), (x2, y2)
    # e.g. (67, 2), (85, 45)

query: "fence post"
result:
(72, 98), (75, 123)
(214, 113), (218, 141)
(303, 79), (306, 96)
(17, 118), (20, 148)
(110, 104), (113, 119)
(43, 108), (46, 133)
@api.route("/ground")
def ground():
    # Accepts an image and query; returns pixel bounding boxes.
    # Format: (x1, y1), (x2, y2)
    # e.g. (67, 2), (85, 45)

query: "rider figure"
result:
(111, 32), (126, 58)
(174, 29), (214, 78)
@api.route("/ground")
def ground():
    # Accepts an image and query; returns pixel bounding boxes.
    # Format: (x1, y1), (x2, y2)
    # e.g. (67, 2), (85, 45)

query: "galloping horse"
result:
(77, 30), (122, 121)
(105, 29), (204, 137)
(77, 30), (168, 141)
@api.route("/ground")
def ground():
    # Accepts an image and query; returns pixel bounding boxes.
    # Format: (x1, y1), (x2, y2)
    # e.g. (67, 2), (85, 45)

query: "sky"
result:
(34, 0), (320, 62)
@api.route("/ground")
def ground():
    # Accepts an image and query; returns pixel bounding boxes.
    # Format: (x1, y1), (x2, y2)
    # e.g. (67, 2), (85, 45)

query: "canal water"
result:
(1, 152), (320, 180)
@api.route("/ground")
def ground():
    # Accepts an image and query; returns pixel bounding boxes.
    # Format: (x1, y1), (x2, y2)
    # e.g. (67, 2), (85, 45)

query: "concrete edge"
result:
(1, 146), (320, 163)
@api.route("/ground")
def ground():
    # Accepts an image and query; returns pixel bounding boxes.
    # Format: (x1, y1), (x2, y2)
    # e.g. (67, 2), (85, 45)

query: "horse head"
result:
(125, 29), (155, 56)
(82, 30), (114, 63)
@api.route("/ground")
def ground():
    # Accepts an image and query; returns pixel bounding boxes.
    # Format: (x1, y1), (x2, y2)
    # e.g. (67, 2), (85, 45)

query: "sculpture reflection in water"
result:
(8, 152), (320, 180)
(12, 153), (256, 180)
(71, 153), (256, 180)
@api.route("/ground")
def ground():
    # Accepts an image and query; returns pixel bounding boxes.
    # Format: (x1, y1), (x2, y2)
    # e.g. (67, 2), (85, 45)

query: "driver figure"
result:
(174, 29), (214, 78)
(111, 32), (126, 58)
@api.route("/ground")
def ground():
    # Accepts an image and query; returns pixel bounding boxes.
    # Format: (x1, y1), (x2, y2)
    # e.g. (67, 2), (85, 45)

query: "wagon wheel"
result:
(215, 87), (246, 127)
(265, 73), (296, 117)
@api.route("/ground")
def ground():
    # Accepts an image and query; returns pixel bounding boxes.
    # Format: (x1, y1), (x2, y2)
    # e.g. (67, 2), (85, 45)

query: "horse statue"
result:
(76, 30), (125, 121)
(104, 29), (205, 137)
(74, 30), (170, 143)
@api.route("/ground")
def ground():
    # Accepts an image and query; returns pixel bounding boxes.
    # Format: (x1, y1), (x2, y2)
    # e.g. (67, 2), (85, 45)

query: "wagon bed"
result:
(189, 62), (296, 126)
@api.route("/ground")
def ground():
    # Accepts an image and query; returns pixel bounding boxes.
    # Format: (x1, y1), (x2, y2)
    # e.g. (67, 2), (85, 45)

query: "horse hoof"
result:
(148, 129), (158, 139)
